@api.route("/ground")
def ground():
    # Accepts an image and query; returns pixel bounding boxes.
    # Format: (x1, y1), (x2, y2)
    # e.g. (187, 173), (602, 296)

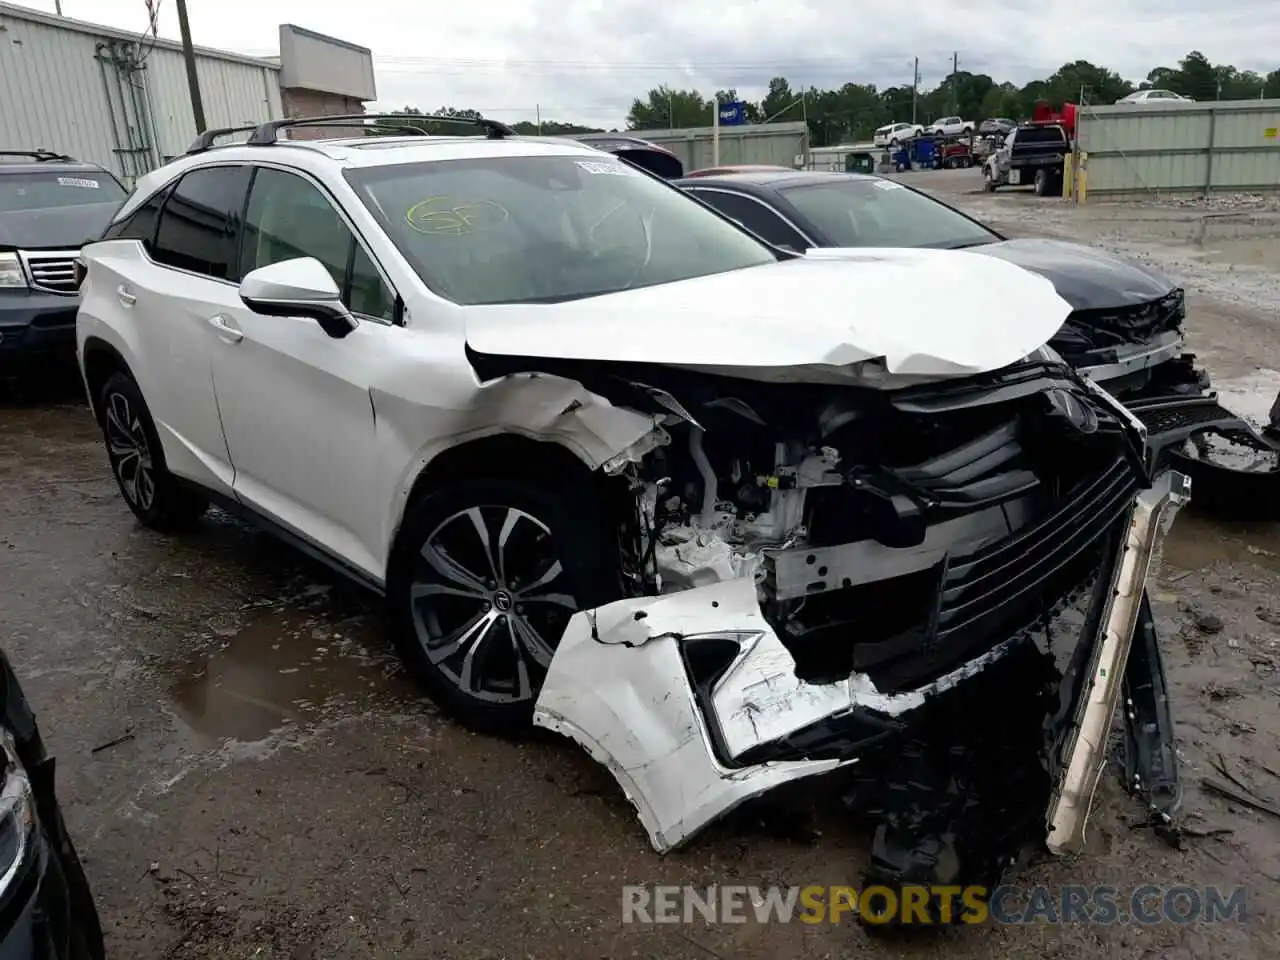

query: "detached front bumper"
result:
(1046, 468), (1189, 854)
(534, 469), (1189, 855)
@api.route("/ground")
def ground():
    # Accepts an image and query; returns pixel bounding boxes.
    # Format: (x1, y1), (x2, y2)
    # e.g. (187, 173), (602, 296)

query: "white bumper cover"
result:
(533, 472), (1190, 855)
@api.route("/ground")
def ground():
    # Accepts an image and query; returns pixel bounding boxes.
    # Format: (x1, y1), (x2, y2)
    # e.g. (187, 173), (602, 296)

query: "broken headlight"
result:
(0, 729), (35, 898)
(0, 253), (28, 289)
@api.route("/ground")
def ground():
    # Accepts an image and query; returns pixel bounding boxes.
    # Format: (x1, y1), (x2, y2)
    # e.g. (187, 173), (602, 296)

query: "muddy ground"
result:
(4, 172), (1280, 958)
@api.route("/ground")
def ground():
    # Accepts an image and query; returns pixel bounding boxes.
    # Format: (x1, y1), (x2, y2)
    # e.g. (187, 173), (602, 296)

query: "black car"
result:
(0, 647), (104, 958)
(675, 169), (1280, 513)
(0, 152), (127, 374)
(572, 134), (685, 179)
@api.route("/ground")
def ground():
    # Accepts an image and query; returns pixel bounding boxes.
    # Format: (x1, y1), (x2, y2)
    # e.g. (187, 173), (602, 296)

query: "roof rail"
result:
(185, 125), (263, 155)
(245, 113), (514, 145)
(0, 149), (75, 162)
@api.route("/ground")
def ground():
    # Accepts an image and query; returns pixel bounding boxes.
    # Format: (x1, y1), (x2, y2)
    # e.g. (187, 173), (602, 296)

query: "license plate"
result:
(1008, 169), (1021, 185)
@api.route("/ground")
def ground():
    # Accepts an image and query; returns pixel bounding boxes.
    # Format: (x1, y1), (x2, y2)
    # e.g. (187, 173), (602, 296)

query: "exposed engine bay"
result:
(471, 346), (1190, 909)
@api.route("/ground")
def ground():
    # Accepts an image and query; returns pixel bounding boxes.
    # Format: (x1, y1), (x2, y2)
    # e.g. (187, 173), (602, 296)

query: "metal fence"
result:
(634, 121), (809, 172)
(1076, 99), (1280, 199)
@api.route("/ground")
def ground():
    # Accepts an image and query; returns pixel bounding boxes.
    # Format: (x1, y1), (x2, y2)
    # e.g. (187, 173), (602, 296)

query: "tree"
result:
(1042, 60), (1133, 106)
(759, 77), (799, 122)
(627, 86), (710, 130)
(407, 50), (1279, 141)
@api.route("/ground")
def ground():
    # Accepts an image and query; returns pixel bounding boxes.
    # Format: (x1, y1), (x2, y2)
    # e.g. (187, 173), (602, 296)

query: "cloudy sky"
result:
(25, 0), (1278, 128)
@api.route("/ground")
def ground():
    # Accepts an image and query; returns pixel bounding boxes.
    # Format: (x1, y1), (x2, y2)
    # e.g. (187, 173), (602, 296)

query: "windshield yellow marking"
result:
(405, 197), (509, 236)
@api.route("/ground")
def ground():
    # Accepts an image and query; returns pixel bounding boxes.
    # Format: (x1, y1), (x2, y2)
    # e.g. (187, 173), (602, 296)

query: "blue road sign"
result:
(718, 101), (747, 126)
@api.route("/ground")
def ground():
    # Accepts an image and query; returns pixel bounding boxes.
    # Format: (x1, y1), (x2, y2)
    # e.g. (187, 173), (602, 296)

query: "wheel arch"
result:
(81, 336), (135, 424)
(384, 431), (613, 574)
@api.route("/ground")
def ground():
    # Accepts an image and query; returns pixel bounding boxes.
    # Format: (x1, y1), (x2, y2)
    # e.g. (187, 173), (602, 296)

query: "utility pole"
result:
(54, 1), (63, 14)
(911, 57), (919, 123)
(175, 0), (207, 134)
(952, 52), (959, 114)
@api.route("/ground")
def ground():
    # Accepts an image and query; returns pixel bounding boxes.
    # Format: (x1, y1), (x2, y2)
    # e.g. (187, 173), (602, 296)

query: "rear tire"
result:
(1034, 168), (1051, 196)
(387, 469), (620, 735)
(96, 371), (207, 530)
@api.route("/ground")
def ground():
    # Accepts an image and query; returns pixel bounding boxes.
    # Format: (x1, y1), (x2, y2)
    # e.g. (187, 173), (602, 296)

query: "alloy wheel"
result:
(409, 505), (576, 703)
(104, 391), (155, 510)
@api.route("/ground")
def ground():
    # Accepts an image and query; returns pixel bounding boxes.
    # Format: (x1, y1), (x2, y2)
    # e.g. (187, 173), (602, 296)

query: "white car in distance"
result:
(1115, 89), (1195, 105)
(924, 116), (975, 136)
(73, 113), (1186, 866)
(873, 122), (923, 146)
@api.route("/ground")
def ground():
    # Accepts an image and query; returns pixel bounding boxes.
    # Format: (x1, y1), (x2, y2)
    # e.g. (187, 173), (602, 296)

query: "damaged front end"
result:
(473, 347), (1188, 887)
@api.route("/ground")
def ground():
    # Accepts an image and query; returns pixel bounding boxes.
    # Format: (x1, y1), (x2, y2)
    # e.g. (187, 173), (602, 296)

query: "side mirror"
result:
(238, 257), (357, 339)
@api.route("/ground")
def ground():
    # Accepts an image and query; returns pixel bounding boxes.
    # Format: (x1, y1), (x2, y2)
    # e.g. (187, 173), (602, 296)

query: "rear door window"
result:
(688, 189), (809, 250)
(152, 166), (252, 280)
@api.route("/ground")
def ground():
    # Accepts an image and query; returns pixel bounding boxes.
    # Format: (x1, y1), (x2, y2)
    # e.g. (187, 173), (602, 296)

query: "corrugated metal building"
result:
(0, 4), (373, 181)
(1076, 100), (1280, 199)
(638, 122), (811, 172)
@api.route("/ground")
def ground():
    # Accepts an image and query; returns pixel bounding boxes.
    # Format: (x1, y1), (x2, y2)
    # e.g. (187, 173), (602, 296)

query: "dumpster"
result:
(910, 137), (939, 168)
(845, 151), (875, 174)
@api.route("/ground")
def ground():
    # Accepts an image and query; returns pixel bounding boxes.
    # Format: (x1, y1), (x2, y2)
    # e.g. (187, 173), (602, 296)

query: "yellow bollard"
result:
(1062, 153), (1074, 199)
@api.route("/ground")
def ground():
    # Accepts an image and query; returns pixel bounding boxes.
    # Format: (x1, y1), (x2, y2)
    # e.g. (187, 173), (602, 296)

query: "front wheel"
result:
(96, 371), (207, 530)
(387, 473), (619, 734)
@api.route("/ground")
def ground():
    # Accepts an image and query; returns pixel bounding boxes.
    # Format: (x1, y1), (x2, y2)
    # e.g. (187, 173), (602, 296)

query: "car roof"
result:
(0, 152), (109, 176)
(674, 169), (880, 190)
(115, 133), (612, 219)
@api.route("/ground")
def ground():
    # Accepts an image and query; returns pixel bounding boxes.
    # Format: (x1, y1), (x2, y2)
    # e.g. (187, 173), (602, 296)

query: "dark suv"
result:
(0, 152), (127, 372)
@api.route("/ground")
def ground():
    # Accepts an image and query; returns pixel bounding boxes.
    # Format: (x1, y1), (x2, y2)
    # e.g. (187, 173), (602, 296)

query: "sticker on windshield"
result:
(575, 160), (635, 176)
(56, 177), (100, 189)
(405, 197), (509, 237)
(872, 180), (904, 190)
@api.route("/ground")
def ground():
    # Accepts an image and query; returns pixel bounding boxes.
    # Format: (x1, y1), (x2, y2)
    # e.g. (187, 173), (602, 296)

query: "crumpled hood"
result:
(464, 248), (1073, 381)
(971, 238), (1176, 310)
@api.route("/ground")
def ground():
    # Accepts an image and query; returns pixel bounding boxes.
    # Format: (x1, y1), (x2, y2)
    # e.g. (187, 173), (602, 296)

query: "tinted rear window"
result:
(780, 178), (998, 250)
(152, 166), (252, 280)
(1016, 127), (1067, 144)
(0, 170), (126, 212)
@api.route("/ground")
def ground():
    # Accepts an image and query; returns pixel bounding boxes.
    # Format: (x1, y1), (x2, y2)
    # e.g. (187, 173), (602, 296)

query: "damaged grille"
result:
(766, 384), (1144, 694)
(843, 465), (1136, 692)
(1054, 289), (1185, 360)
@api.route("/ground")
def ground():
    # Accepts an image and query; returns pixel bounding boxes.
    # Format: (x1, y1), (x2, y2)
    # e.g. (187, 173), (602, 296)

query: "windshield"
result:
(780, 178), (999, 250)
(0, 170), (126, 213)
(344, 154), (776, 304)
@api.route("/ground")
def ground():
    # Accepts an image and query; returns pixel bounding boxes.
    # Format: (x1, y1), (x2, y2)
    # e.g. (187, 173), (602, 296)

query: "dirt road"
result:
(3, 178), (1280, 957)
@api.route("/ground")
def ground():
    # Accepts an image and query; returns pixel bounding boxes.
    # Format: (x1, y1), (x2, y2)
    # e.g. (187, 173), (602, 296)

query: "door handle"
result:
(117, 285), (136, 307)
(207, 314), (244, 343)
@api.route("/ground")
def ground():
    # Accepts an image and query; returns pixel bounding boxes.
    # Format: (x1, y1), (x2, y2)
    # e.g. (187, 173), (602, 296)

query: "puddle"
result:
(168, 606), (414, 743)
(1162, 512), (1280, 575)
(1213, 369), (1280, 430)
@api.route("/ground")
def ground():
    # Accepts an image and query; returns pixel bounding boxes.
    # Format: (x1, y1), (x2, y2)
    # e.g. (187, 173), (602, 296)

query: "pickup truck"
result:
(982, 122), (1070, 195)
(924, 116), (975, 136)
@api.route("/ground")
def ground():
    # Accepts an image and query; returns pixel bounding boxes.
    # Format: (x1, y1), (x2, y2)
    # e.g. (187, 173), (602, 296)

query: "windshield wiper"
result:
(944, 239), (998, 250)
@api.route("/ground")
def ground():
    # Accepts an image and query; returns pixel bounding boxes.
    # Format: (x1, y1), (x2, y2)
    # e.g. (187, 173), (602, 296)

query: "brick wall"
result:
(279, 89), (367, 139)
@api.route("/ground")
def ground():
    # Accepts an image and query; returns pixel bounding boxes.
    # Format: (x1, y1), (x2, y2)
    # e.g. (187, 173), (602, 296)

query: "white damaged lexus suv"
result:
(75, 115), (1189, 909)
